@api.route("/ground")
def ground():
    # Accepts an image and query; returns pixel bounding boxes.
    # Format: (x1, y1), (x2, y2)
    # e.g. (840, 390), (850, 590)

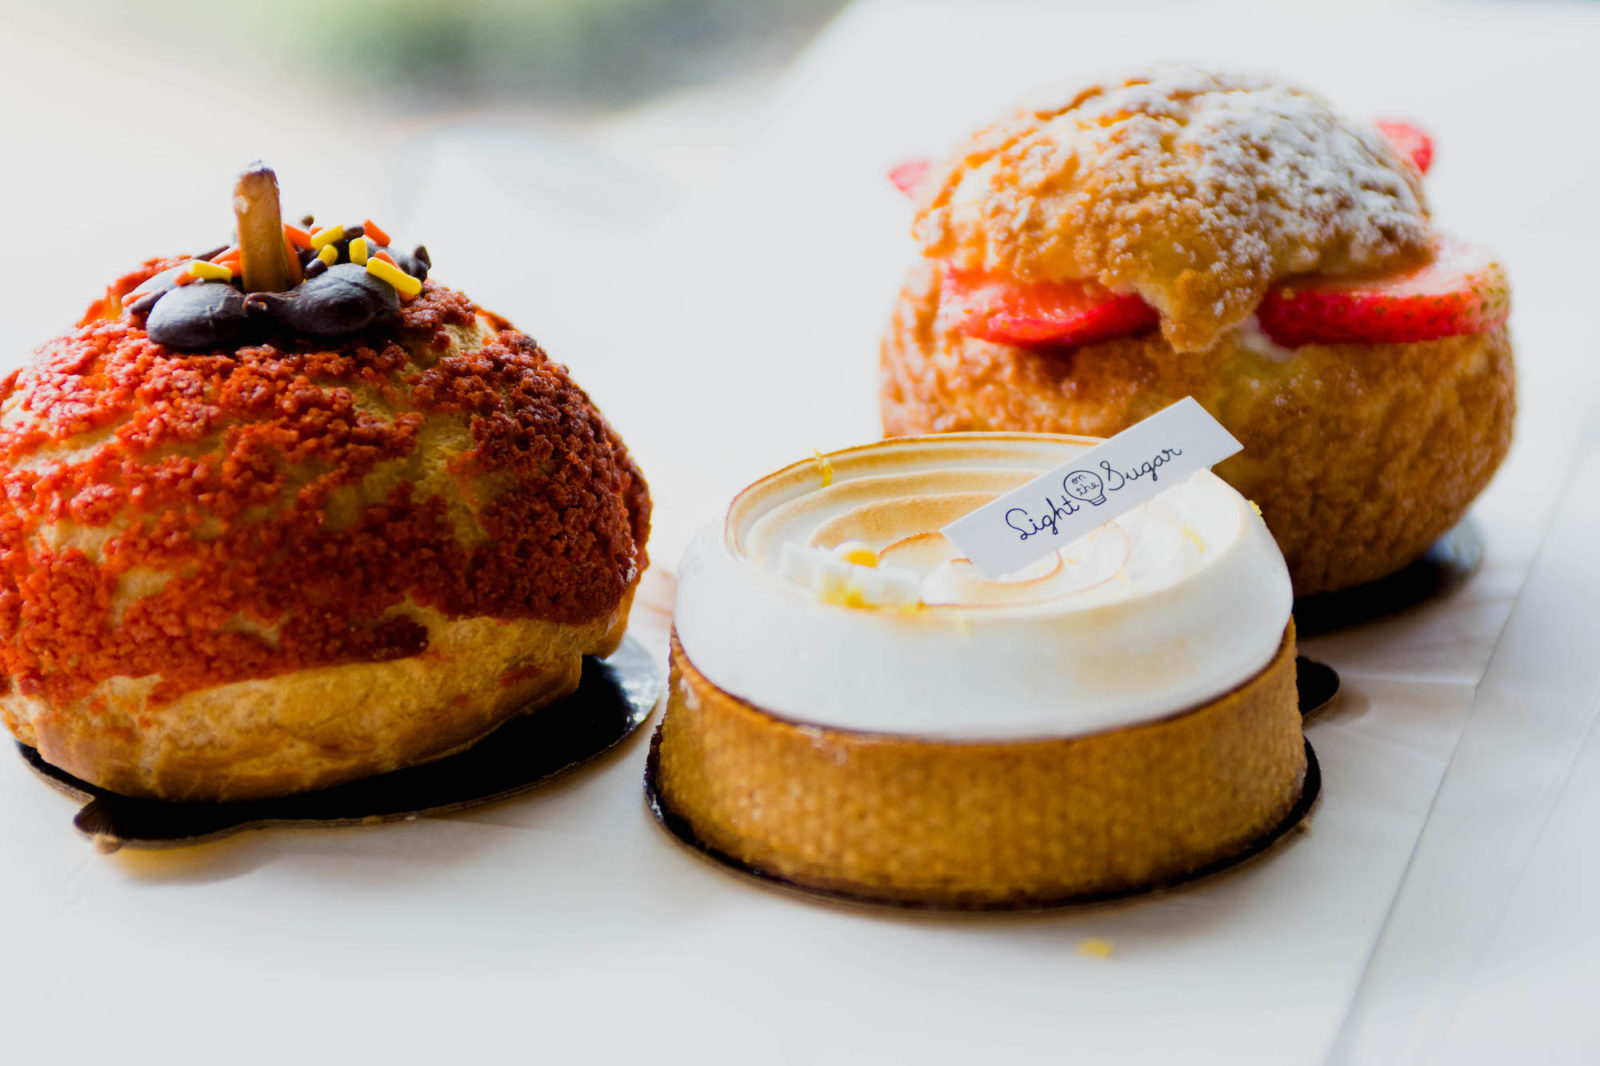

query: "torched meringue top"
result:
(673, 434), (1292, 740)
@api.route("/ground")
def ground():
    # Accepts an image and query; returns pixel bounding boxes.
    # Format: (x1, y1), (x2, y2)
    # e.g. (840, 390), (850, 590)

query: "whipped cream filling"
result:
(1233, 314), (1300, 363)
(673, 434), (1292, 740)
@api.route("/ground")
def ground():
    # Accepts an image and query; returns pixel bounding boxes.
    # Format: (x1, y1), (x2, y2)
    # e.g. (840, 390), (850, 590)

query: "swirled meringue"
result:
(673, 433), (1291, 740)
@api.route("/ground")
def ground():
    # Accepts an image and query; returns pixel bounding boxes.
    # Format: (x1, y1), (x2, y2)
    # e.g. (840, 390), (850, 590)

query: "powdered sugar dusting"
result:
(914, 65), (1435, 353)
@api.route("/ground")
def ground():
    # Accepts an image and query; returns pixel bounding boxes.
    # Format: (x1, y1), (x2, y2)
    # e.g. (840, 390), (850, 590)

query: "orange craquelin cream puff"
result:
(0, 167), (649, 802)
(880, 66), (1513, 595)
(655, 434), (1305, 906)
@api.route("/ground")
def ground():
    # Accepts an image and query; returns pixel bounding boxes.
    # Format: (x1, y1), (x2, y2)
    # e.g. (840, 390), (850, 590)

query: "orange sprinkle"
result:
(209, 245), (241, 264)
(363, 219), (392, 246)
(374, 250), (397, 267)
(283, 224), (312, 250)
(174, 271), (196, 286)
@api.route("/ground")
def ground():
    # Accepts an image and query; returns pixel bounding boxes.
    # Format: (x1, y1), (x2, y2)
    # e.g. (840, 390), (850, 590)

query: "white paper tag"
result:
(941, 397), (1243, 578)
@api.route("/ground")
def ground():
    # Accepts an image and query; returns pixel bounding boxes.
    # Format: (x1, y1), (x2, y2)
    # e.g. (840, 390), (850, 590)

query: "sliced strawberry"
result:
(942, 269), (1159, 348)
(888, 158), (931, 198)
(1256, 238), (1509, 348)
(1376, 120), (1433, 175)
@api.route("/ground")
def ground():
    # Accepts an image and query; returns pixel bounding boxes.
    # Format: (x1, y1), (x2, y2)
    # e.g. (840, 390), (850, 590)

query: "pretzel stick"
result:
(234, 163), (301, 293)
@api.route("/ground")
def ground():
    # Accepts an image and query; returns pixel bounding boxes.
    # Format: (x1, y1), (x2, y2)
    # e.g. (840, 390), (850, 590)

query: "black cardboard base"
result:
(18, 635), (663, 851)
(1293, 519), (1483, 636)
(1296, 656), (1340, 720)
(644, 658), (1335, 912)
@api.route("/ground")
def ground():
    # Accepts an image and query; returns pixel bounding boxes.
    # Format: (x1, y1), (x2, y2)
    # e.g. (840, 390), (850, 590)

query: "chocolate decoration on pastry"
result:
(123, 264), (188, 309)
(144, 280), (251, 349)
(126, 165), (428, 353)
(246, 263), (400, 338)
(124, 291), (164, 319)
(407, 245), (431, 280)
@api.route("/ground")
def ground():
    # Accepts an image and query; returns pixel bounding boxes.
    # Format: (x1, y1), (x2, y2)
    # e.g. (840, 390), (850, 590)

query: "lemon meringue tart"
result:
(652, 433), (1306, 907)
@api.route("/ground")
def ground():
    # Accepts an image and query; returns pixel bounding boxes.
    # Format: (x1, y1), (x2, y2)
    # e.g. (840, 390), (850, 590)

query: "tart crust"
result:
(881, 260), (1515, 595)
(655, 622), (1304, 907)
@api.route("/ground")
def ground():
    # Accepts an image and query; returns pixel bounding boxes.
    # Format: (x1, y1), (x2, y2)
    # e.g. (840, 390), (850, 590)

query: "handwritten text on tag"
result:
(941, 398), (1243, 578)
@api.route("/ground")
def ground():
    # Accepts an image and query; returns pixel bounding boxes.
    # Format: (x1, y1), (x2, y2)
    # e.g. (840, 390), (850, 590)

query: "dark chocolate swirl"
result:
(145, 282), (251, 350)
(245, 264), (399, 338)
(130, 239), (428, 353)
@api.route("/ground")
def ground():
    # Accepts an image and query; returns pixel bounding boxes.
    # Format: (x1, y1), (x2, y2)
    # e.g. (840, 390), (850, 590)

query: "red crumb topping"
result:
(0, 262), (649, 706)
(77, 255), (188, 326)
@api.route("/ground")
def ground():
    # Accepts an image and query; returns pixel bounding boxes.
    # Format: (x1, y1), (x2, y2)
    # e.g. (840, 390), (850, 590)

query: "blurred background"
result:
(0, 0), (846, 324)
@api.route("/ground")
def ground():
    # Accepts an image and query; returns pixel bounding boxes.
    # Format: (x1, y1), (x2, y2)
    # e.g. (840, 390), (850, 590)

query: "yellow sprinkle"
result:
(834, 541), (878, 567)
(1183, 524), (1207, 553)
(186, 260), (233, 281)
(812, 449), (834, 487)
(309, 223), (345, 251)
(1078, 937), (1114, 959)
(818, 582), (870, 609)
(367, 256), (422, 296)
(1248, 499), (1263, 517)
(316, 244), (338, 266)
(348, 237), (369, 265)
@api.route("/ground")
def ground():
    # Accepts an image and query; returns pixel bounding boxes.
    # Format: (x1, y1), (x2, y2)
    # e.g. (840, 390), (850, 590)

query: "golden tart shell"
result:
(655, 622), (1304, 907)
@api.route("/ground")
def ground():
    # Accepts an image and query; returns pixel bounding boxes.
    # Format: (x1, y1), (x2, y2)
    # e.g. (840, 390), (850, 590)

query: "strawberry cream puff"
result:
(880, 66), (1513, 594)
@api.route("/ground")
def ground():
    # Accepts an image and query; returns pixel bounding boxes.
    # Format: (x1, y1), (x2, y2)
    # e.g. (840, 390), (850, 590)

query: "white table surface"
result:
(3, 2), (1598, 1062)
